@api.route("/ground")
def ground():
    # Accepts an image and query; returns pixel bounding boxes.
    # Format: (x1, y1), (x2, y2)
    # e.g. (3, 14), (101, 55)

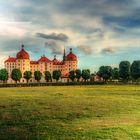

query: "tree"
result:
(75, 69), (81, 82)
(53, 70), (61, 82)
(69, 70), (75, 82)
(112, 67), (119, 80)
(98, 66), (113, 82)
(34, 71), (42, 82)
(82, 69), (90, 81)
(0, 69), (8, 83)
(130, 60), (140, 81)
(90, 73), (96, 82)
(11, 69), (22, 83)
(45, 71), (51, 82)
(119, 61), (130, 82)
(24, 71), (32, 83)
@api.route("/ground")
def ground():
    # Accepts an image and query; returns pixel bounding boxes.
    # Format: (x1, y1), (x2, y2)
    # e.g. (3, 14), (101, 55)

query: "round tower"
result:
(65, 48), (77, 72)
(16, 45), (30, 81)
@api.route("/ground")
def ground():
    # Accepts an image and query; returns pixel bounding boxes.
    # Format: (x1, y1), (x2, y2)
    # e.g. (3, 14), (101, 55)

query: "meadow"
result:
(0, 85), (140, 140)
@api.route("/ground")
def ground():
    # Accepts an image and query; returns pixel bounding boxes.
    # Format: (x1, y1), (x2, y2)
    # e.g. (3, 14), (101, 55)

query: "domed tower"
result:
(65, 48), (77, 72)
(16, 45), (30, 78)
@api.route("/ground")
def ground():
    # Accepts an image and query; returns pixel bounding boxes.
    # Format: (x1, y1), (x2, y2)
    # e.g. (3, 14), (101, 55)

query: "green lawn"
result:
(0, 85), (140, 140)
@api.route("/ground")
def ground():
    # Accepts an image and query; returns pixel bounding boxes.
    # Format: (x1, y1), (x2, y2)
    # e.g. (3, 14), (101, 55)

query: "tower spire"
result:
(21, 44), (24, 50)
(63, 48), (66, 61)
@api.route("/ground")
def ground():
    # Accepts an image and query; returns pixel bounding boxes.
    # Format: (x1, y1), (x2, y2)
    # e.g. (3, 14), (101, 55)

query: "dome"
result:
(16, 45), (29, 59)
(65, 48), (77, 61)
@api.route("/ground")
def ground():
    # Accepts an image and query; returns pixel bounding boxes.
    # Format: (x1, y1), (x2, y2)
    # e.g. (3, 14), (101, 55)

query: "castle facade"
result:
(4, 45), (77, 83)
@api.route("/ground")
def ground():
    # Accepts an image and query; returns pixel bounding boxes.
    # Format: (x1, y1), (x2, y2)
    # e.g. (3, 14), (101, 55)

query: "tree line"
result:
(97, 60), (140, 82)
(0, 60), (140, 83)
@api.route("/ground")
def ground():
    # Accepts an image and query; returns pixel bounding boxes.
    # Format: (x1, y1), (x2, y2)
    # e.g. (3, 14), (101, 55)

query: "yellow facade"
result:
(5, 46), (77, 83)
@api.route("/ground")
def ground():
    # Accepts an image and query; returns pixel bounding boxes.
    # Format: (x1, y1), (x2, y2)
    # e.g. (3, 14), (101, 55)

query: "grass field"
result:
(0, 85), (140, 140)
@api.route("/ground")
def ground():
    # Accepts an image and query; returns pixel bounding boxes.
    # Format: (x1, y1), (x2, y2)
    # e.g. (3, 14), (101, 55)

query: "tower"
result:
(63, 48), (66, 61)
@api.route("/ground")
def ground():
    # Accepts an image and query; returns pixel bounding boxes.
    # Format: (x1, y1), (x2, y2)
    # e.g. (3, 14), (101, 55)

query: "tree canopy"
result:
(0, 69), (8, 83)
(119, 61), (130, 81)
(53, 70), (61, 82)
(130, 60), (140, 80)
(98, 66), (113, 82)
(82, 69), (90, 81)
(75, 69), (81, 82)
(11, 69), (22, 83)
(45, 71), (51, 82)
(24, 71), (32, 83)
(69, 70), (75, 82)
(34, 71), (42, 82)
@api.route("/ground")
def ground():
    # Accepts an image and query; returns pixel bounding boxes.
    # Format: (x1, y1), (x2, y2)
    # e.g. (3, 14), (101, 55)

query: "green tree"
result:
(130, 60), (140, 81)
(82, 69), (90, 81)
(0, 68), (8, 83)
(53, 70), (61, 82)
(98, 66), (113, 82)
(34, 71), (42, 82)
(24, 71), (32, 83)
(45, 71), (51, 82)
(11, 69), (22, 83)
(75, 69), (81, 82)
(119, 61), (130, 82)
(112, 67), (119, 80)
(69, 70), (75, 82)
(90, 73), (96, 82)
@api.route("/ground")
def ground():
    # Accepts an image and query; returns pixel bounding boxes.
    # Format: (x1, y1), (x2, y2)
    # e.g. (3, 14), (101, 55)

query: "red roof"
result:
(16, 45), (29, 59)
(30, 61), (39, 65)
(38, 56), (51, 62)
(65, 48), (77, 61)
(5, 57), (16, 63)
(52, 58), (65, 65)
(66, 53), (77, 61)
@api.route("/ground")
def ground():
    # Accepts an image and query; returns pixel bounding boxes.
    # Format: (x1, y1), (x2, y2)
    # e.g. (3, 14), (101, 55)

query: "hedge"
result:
(0, 81), (105, 88)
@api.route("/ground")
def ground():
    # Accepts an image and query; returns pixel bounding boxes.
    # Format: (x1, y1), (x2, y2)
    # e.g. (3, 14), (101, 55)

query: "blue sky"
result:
(0, 0), (140, 72)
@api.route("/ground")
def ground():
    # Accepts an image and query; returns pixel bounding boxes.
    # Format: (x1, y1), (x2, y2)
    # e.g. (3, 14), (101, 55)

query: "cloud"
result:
(45, 41), (64, 54)
(0, 0), (140, 70)
(101, 47), (116, 54)
(36, 32), (69, 42)
(77, 45), (93, 55)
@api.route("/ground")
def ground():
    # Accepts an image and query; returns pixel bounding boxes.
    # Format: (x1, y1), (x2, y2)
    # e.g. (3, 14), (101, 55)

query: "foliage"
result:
(98, 66), (113, 82)
(75, 69), (81, 81)
(45, 71), (51, 82)
(112, 67), (119, 80)
(53, 70), (61, 82)
(130, 60), (140, 81)
(11, 69), (22, 83)
(90, 73), (96, 82)
(34, 71), (42, 82)
(24, 71), (32, 83)
(119, 61), (130, 81)
(69, 70), (75, 81)
(0, 68), (8, 82)
(82, 69), (90, 81)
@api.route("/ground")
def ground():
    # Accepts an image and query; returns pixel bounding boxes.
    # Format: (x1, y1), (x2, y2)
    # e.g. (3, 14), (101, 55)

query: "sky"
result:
(0, 0), (140, 72)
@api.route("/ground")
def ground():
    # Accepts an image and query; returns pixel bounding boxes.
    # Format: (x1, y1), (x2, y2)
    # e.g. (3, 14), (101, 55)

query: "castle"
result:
(5, 45), (77, 83)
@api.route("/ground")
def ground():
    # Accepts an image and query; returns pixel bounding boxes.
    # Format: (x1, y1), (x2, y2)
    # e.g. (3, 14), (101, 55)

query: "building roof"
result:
(5, 57), (16, 63)
(52, 56), (65, 65)
(30, 61), (39, 65)
(38, 56), (51, 63)
(16, 45), (30, 59)
(65, 48), (77, 61)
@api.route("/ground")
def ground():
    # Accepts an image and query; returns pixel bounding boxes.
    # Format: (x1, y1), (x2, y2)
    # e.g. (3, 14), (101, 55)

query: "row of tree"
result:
(0, 69), (62, 83)
(97, 60), (140, 82)
(0, 60), (140, 83)
(0, 68), (91, 83)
